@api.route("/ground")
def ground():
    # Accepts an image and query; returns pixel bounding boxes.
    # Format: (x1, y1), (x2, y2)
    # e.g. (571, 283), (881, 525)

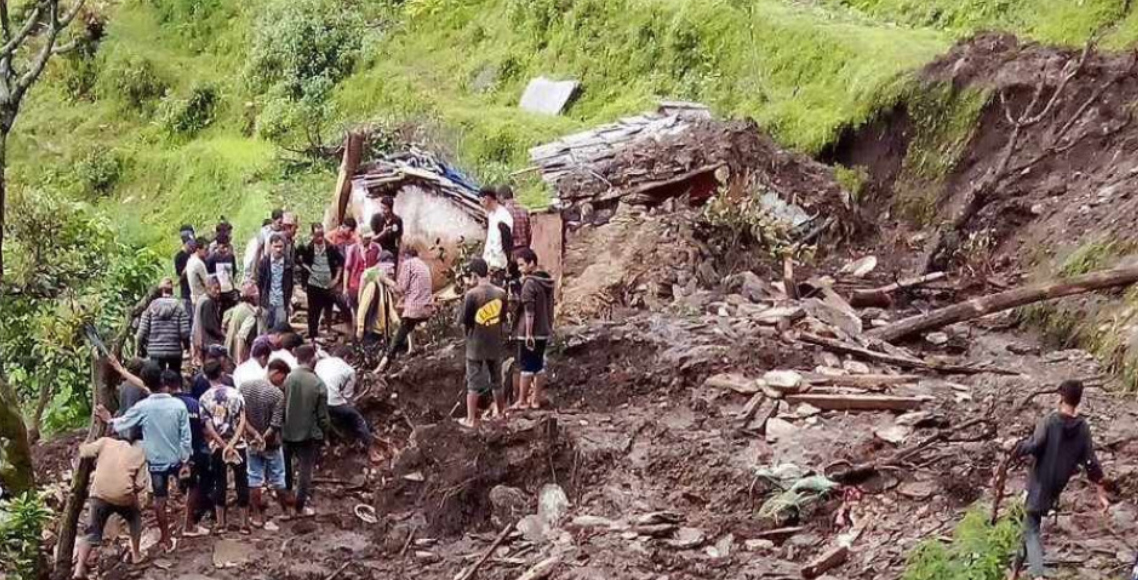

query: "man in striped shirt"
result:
(240, 359), (290, 527)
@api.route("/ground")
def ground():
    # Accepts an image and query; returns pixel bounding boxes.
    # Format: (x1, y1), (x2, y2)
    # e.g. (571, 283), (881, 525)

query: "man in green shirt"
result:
(281, 344), (330, 517)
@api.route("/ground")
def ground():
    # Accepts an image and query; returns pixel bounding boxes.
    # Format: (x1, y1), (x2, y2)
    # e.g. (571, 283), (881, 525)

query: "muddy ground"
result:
(35, 306), (1138, 580)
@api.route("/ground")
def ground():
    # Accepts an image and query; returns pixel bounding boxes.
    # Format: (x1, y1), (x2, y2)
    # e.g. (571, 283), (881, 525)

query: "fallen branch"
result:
(871, 265), (1138, 342)
(801, 546), (849, 579)
(456, 521), (516, 580)
(849, 272), (947, 308)
(784, 393), (925, 412)
(797, 333), (1019, 376)
(827, 417), (994, 483)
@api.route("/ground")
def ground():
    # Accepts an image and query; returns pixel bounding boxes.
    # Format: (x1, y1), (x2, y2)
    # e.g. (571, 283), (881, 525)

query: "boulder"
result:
(490, 485), (530, 527)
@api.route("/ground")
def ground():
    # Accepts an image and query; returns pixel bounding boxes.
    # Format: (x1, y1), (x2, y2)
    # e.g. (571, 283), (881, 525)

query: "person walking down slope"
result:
(1009, 379), (1111, 580)
(375, 247), (434, 373)
(72, 435), (148, 579)
(137, 278), (191, 373)
(282, 345), (331, 518)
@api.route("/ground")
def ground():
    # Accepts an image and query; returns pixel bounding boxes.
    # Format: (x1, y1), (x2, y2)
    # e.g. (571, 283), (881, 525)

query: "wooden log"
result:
(797, 333), (1020, 376)
(514, 556), (560, 580)
(870, 265), (1138, 342)
(784, 393), (925, 412)
(455, 521), (515, 580)
(801, 546), (849, 578)
(804, 374), (921, 389)
(849, 272), (947, 308)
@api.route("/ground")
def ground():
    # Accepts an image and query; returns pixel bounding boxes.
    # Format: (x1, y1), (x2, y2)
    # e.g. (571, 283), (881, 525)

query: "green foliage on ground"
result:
(0, 492), (52, 580)
(902, 504), (1024, 580)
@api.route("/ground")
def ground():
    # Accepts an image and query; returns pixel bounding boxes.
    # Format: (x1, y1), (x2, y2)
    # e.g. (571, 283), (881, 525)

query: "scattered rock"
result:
(414, 550), (441, 563)
(795, 404), (822, 418)
(539, 484), (571, 527)
(839, 256), (877, 278)
(490, 485), (529, 527)
(763, 370), (804, 393)
(518, 514), (548, 543)
(896, 411), (934, 427)
(765, 418), (798, 443)
(874, 425), (911, 445)
(704, 373), (761, 394)
(925, 332), (949, 346)
(745, 538), (775, 551)
(898, 481), (937, 500)
(572, 515), (618, 529)
(842, 360), (871, 375)
(665, 527), (707, 549)
(635, 511), (683, 525)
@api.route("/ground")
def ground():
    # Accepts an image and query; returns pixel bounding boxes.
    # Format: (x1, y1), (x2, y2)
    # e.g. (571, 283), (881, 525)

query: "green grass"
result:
(902, 504), (1023, 580)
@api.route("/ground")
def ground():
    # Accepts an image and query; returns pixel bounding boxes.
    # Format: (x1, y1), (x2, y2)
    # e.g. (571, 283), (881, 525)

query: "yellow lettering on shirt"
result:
(475, 299), (503, 326)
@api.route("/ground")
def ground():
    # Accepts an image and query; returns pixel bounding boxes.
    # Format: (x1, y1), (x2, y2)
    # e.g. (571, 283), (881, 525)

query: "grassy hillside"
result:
(12, 0), (1138, 259)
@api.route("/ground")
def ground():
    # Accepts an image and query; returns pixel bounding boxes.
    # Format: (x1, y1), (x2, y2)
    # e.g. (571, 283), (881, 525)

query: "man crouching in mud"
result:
(1009, 379), (1111, 580)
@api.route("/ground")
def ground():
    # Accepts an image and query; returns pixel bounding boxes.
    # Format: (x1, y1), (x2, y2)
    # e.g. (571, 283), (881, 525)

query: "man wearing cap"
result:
(137, 278), (191, 372)
(224, 286), (259, 364)
(478, 187), (514, 279)
(281, 212), (299, 269)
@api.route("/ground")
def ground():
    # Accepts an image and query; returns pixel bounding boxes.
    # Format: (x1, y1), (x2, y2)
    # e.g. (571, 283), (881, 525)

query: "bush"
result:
(0, 492), (51, 580)
(0, 189), (161, 435)
(159, 83), (219, 137)
(903, 505), (1023, 580)
(246, 0), (364, 151)
(100, 53), (169, 112)
(73, 146), (123, 198)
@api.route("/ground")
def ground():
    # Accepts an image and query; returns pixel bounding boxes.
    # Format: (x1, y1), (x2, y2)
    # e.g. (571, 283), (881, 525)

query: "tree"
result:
(0, 0), (87, 281)
(0, 374), (34, 496)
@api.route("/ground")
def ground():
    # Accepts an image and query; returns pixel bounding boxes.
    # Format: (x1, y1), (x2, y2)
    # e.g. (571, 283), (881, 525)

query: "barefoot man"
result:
(460, 258), (507, 428)
(72, 434), (148, 579)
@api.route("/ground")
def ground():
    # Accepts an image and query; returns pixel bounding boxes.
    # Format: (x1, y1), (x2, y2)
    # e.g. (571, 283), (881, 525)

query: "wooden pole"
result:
(871, 265), (1138, 342)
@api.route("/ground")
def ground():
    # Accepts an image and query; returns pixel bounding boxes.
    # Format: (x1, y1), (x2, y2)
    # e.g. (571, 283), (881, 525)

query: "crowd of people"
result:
(73, 183), (557, 576)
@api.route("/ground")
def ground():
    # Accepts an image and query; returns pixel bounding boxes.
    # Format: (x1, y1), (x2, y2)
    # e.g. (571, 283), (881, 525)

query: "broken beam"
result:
(784, 393), (925, 412)
(797, 333), (1020, 376)
(801, 546), (849, 579)
(849, 272), (947, 308)
(804, 374), (921, 389)
(870, 264), (1138, 342)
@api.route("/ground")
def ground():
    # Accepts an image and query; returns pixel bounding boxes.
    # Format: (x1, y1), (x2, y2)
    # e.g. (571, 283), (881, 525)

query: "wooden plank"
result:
(784, 393), (925, 412)
(530, 211), (564, 303)
(803, 374), (922, 388)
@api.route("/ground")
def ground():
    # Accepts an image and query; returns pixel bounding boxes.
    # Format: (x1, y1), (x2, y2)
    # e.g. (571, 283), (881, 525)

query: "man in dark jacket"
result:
(137, 278), (191, 372)
(371, 196), (403, 260)
(193, 276), (226, 357)
(511, 249), (555, 410)
(1011, 379), (1110, 579)
(296, 224), (344, 341)
(282, 345), (331, 517)
(257, 234), (294, 332)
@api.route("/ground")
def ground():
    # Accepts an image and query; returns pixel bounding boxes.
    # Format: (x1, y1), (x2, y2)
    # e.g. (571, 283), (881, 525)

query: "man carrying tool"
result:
(1008, 379), (1110, 580)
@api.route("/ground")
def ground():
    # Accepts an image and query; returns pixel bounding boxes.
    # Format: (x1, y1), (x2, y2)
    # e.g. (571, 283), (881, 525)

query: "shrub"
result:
(0, 493), (51, 580)
(73, 146), (123, 198)
(159, 83), (219, 137)
(903, 505), (1023, 580)
(100, 54), (168, 112)
(246, 0), (364, 151)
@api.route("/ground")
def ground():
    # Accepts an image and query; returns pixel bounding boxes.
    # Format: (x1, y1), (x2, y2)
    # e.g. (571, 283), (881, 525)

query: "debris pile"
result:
(530, 106), (857, 238)
(351, 147), (485, 223)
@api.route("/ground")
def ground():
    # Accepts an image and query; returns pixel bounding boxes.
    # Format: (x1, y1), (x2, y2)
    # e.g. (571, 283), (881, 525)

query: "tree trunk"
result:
(50, 356), (109, 580)
(0, 373), (34, 496)
(0, 130), (7, 282)
(870, 265), (1138, 342)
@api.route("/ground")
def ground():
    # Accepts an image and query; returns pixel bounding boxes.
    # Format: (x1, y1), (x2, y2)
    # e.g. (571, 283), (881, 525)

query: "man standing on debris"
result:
(200, 360), (251, 533)
(375, 246), (434, 373)
(244, 359), (291, 527)
(95, 362), (192, 553)
(316, 346), (378, 460)
(298, 223), (344, 341)
(511, 249), (555, 410)
(1010, 379), (1110, 580)
(137, 277), (191, 372)
(459, 258), (508, 428)
(71, 434), (148, 579)
(478, 187), (514, 279)
(282, 344), (331, 517)
(258, 234), (294, 332)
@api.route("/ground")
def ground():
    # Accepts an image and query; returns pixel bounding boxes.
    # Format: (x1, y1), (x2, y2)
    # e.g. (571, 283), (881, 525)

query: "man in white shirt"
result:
(478, 187), (514, 275)
(233, 342), (272, 388)
(314, 346), (375, 457)
(186, 237), (211, 307)
(268, 332), (301, 370)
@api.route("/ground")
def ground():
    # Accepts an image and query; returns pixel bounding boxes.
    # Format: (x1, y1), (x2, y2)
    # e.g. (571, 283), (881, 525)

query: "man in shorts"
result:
(242, 359), (291, 527)
(96, 361), (191, 553)
(72, 435), (148, 579)
(460, 258), (507, 428)
(512, 248), (555, 410)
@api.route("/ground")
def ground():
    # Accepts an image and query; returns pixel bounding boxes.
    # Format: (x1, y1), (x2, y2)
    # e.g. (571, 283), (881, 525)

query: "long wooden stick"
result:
(797, 333), (1019, 376)
(871, 265), (1138, 342)
(456, 521), (516, 580)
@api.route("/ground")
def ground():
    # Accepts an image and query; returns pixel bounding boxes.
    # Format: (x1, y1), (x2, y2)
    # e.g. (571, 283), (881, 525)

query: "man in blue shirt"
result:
(96, 361), (192, 553)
